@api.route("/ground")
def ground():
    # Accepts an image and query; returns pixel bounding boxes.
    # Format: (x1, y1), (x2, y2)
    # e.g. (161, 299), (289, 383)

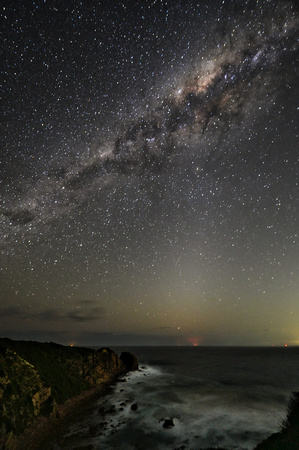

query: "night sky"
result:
(1, 0), (298, 347)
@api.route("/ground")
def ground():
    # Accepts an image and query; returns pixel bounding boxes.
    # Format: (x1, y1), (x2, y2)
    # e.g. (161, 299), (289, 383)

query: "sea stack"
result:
(119, 351), (139, 371)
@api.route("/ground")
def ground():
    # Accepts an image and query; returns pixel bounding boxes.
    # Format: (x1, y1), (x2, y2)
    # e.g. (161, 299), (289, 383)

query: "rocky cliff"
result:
(254, 392), (299, 450)
(0, 338), (137, 448)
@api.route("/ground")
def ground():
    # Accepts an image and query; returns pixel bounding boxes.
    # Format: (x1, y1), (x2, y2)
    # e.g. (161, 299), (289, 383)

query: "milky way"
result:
(1, 1), (298, 346)
(2, 1), (298, 234)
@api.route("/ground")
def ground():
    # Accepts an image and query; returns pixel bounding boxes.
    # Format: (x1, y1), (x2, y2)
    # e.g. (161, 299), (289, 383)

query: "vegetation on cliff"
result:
(0, 338), (135, 448)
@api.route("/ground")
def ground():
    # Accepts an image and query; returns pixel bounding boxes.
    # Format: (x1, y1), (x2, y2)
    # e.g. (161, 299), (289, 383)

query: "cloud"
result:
(0, 329), (184, 347)
(1, 306), (24, 317)
(152, 326), (175, 331)
(1, 300), (106, 324)
(67, 305), (105, 322)
(39, 309), (63, 321)
(0, 329), (71, 344)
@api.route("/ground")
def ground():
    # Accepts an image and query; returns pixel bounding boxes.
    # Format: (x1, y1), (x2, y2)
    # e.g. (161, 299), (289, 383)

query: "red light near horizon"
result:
(188, 337), (201, 347)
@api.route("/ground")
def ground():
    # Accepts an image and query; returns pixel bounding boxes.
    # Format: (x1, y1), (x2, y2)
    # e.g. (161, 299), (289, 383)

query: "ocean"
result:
(55, 346), (299, 450)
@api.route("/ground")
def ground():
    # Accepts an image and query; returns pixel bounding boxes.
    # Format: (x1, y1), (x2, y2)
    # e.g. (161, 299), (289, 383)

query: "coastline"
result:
(13, 383), (113, 450)
(14, 386), (299, 450)
(2, 342), (298, 449)
(0, 339), (138, 449)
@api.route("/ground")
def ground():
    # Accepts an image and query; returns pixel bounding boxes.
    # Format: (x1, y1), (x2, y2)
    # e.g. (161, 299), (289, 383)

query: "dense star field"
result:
(1, 0), (298, 346)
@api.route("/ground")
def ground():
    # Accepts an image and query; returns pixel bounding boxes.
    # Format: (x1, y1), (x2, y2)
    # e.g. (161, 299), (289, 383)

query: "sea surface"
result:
(55, 346), (299, 450)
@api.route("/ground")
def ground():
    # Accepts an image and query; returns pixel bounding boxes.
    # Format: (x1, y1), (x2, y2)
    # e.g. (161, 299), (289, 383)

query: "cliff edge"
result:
(254, 392), (299, 450)
(0, 338), (137, 449)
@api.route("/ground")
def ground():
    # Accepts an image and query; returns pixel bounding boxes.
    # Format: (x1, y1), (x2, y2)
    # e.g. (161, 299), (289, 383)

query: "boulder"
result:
(163, 418), (174, 428)
(119, 352), (139, 371)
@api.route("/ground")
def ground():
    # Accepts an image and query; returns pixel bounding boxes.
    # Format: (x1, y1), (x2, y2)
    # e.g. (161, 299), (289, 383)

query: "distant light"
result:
(285, 344), (288, 347)
(188, 337), (200, 346)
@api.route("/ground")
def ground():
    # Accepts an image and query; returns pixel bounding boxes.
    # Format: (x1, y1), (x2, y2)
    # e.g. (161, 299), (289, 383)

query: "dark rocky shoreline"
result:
(254, 392), (299, 449)
(1, 338), (298, 449)
(0, 338), (138, 449)
(13, 385), (109, 450)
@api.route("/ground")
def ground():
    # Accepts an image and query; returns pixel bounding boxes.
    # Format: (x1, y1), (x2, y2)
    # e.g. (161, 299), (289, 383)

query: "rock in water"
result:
(163, 418), (174, 429)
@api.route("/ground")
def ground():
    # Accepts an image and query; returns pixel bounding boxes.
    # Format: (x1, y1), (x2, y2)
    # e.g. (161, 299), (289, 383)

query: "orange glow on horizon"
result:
(188, 337), (201, 347)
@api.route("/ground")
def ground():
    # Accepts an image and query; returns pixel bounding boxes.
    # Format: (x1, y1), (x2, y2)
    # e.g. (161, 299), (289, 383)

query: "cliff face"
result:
(0, 347), (54, 440)
(254, 392), (299, 450)
(0, 338), (135, 448)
